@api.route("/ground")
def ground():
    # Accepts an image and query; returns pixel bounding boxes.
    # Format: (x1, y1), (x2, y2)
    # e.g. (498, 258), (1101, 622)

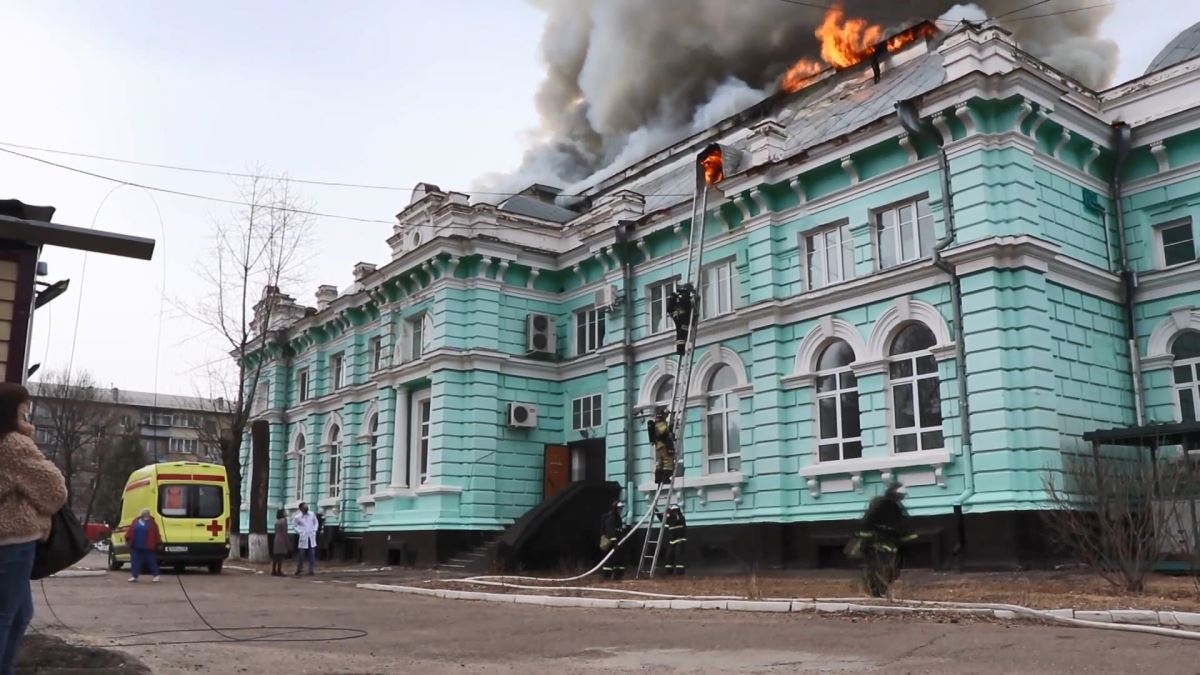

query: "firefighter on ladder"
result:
(599, 500), (628, 580)
(648, 409), (677, 485)
(665, 283), (697, 356)
(659, 504), (687, 576)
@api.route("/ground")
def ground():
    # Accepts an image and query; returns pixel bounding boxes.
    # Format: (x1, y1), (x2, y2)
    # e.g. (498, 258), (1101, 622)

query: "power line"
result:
(1004, 2), (1113, 22)
(995, 0), (1055, 19)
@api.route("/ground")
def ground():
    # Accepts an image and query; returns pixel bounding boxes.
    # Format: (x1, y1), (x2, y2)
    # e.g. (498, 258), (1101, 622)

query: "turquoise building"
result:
(240, 23), (1200, 569)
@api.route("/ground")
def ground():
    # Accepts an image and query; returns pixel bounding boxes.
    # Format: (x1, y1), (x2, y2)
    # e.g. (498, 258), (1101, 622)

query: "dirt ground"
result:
(24, 553), (1200, 674)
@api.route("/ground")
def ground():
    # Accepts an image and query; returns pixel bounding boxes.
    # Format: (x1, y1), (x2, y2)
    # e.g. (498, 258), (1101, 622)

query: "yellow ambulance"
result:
(108, 461), (231, 574)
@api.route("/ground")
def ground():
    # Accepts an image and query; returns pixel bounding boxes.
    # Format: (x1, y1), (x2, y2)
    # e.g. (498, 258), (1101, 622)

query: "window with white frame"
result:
(330, 353), (346, 391)
(876, 198), (935, 269)
(572, 394), (603, 431)
(647, 278), (678, 334)
(1172, 331), (1200, 423)
(575, 307), (606, 355)
(815, 340), (862, 462)
(705, 365), (741, 473)
(367, 413), (380, 486)
(414, 394), (432, 485)
(169, 438), (199, 454)
(293, 434), (306, 501)
(805, 222), (855, 289)
(409, 313), (434, 361)
(654, 377), (675, 412)
(1158, 219), (1196, 268)
(327, 424), (342, 498)
(701, 260), (735, 318)
(298, 369), (310, 402)
(888, 323), (945, 453)
(370, 336), (384, 372)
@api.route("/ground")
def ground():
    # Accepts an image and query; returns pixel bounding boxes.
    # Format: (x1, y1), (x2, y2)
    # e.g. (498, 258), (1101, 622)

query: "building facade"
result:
(240, 24), (1200, 568)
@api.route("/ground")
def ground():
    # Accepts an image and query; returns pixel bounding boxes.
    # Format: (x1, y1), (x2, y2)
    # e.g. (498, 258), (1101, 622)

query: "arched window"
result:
(1173, 331), (1200, 422)
(705, 365), (741, 473)
(367, 413), (380, 487)
(888, 324), (944, 453)
(815, 340), (862, 462)
(293, 434), (306, 502)
(654, 377), (676, 411)
(327, 424), (342, 498)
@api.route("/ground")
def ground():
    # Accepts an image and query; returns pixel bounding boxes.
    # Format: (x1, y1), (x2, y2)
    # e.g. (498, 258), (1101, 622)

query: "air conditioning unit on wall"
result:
(594, 284), (618, 311)
(526, 313), (555, 356)
(508, 403), (538, 428)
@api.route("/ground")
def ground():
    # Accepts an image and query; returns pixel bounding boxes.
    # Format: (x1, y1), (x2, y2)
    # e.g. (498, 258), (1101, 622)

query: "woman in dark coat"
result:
(271, 509), (290, 576)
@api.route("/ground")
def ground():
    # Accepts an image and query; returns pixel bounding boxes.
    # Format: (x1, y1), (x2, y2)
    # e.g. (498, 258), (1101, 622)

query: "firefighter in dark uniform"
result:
(665, 283), (697, 356)
(661, 504), (687, 576)
(849, 483), (916, 597)
(599, 500), (627, 580)
(647, 409), (677, 485)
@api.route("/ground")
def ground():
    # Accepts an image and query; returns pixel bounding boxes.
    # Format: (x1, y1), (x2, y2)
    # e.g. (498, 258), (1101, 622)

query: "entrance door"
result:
(543, 444), (570, 500)
(567, 437), (607, 483)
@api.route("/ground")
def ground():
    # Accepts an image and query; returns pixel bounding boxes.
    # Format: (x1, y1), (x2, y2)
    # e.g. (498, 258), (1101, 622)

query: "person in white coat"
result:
(292, 502), (319, 576)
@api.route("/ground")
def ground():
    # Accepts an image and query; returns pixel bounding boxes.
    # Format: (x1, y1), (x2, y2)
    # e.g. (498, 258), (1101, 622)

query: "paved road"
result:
(30, 560), (1200, 674)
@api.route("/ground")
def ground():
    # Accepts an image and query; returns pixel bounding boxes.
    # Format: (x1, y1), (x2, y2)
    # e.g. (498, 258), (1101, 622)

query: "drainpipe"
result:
(897, 101), (973, 561)
(616, 220), (639, 503)
(1110, 123), (1145, 426)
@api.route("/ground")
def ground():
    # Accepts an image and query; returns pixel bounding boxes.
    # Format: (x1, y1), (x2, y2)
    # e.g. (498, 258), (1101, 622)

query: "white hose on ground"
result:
(459, 483), (667, 584)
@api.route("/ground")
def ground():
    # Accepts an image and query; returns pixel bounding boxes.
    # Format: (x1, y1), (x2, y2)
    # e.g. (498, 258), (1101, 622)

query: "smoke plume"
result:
(481, 0), (1118, 197)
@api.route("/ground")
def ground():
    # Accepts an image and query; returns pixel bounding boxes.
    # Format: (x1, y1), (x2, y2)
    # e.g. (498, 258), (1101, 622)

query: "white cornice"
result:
(1138, 262), (1200, 303)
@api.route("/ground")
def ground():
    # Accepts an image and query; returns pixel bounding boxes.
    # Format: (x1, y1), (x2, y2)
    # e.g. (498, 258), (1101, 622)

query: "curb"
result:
(354, 583), (1200, 630)
(49, 570), (108, 579)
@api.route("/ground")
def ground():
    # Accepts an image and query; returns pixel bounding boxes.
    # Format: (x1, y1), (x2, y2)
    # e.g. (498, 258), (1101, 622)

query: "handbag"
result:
(30, 506), (90, 580)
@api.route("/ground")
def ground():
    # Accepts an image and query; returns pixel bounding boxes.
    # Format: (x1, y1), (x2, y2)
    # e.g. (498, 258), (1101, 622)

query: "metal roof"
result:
(27, 382), (230, 414)
(1146, 22), (1200, 75)
(0, 214), (155, 260)
(1082, 421), (1200, 448)
(499, 195), (577, 224)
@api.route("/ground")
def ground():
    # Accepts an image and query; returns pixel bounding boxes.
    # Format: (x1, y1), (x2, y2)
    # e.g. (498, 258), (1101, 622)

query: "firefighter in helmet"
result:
(599, 500), (628, 580)
(665, 283), (697, 356)
(847, 483), (916, 597)
(661, 503), (687, 576)
(647, 409), (677, 485)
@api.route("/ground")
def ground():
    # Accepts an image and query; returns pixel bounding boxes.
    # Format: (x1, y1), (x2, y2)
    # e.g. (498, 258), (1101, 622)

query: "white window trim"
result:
(363, 412), (382, 488)
(1174, 354), (1200, 423)
(700, 258), (737, 319)
(887, 343), (946, 455)
(874, 196), (935, 270)
(571, 393), (603, 431)
(801, 220), (855, 291)
(646, 277), (680, 335)
(330, 352), (347, 391)
(1154, 218), (1196, 270)
(369, 336), (384, 372)
(812, 359), (862, 464)
(799, 449), (952, 497)
(409, 390), (433, 487)
(574, 306), (606, 356)
(297, 369), (311, 402)
(703, 377), (741, 475)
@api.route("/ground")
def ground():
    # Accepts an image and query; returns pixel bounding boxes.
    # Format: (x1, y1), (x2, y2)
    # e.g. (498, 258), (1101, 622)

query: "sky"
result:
(1, 0), (1197, 398)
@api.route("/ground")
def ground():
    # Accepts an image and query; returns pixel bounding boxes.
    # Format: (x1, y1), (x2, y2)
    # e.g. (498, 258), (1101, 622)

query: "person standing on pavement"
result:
(599, 500), (627, 580)
(661, 504), (687, 576)
(851, 483), (916, 598)
(271, 509), (290, 576)
(293, 503), (318, 576)
(127, 508), (161, 583)
(0, 383), (68, 675)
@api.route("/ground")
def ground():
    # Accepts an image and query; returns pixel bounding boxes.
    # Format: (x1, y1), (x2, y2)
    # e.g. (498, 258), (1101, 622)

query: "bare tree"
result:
(185, 171), (312, 561)
(1043, 451), (1188, 592)
(30, 369), (119, 513)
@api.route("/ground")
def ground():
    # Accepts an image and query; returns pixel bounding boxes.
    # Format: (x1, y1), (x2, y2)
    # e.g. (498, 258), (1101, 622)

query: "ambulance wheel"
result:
(107, 548), (123, 571)
(207, 561), (223, 575)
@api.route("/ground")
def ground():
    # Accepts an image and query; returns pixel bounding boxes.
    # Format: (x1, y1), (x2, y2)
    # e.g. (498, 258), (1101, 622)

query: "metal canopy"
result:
(1082, 421), (1200, 448)
(0, 214), (156, 260)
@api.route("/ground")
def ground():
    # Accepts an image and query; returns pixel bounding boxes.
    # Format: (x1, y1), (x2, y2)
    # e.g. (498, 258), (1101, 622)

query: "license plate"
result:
(163, 546), (188, 553)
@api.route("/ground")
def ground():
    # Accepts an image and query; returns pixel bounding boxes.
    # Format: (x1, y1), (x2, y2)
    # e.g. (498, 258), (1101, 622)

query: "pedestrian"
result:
(127, 508), (161, 583)
(850, 483), (916, 598)
(661, 504), (687, 576)
(293, 502), (318, 576)
(0, 383), (68, 675)
(271, 509), (290, 576)
(599, 500), (627, 580)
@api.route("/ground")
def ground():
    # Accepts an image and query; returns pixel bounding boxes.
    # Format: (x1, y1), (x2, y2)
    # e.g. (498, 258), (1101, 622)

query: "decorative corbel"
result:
(806, 476), (820, 498)
(636, 239), (651, 263)
(449, 255), (463, 276)
(898, 133), (919, 163)
(1052, 129), (1072, 160)
(1082, 143), (1102, 176)
(881, 469), (894, 484)
(932, 111), (953, 145)
(840, 156), (859, 185)
(697, 486), (708, 506)
(496, 259), (510, 283)
(788, 176), (807, 203)
(933, 464), (946, 487)
(735, 194), (754, 221)
(1150, 141), (1170, 173)
(423, 260), (439, 281)
(1029, 110), (1051, 139)
(954, 102), (977, 137)
(731, 484), (742, 506)
(527, 268), (541, 290)
(748, 188), (768, 214)
(1016, 99), (1036, 132)
(851, 472), (864, 494)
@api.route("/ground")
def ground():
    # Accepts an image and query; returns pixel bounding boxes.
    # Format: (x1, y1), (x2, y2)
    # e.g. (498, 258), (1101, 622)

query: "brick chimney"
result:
(352, 262), (377, 281)
(316, 285), (338, 310)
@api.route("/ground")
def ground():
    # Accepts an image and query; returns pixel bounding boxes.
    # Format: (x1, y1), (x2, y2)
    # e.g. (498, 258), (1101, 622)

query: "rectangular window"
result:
(805, 223), (855, 289)
(1159, 220), (1196, 268)
(647, 279), (678, 334)
(330, 353), (346, 390)
(158, 484), (224, 519)
(169, 438), (199, 454)
(571, 394), (603, 431)
(298, 370), (310, 402)
(876, 198), (935, 269)
(1175, 357), (1200, 423)
(575, 308), (606, 355)
(409, 314), (431, 361)
(418, 398), (432, 485)
(701, 260), (735, 318)
(370, 336), (384, 372)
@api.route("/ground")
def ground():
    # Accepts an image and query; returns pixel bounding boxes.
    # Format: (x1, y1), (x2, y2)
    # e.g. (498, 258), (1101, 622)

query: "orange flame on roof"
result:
(781, 7), (938, 94)
(699, 145), (724, 186)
